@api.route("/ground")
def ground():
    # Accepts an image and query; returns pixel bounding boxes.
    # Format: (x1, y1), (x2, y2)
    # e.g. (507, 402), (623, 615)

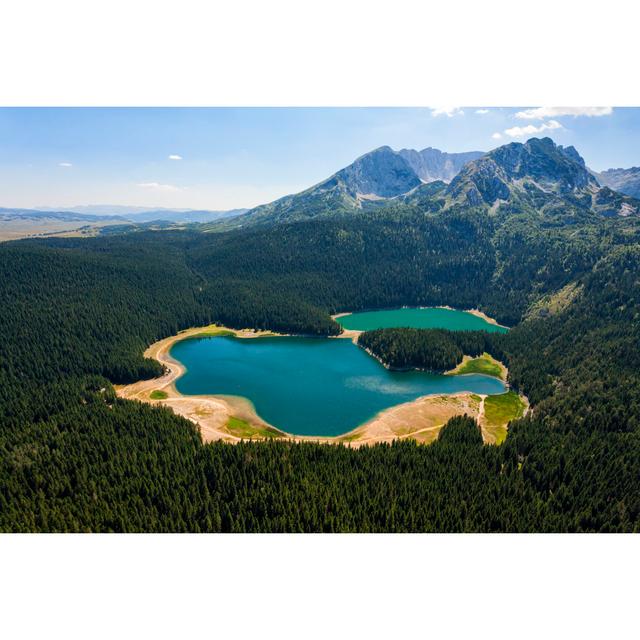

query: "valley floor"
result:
(115, 323), (527, 447)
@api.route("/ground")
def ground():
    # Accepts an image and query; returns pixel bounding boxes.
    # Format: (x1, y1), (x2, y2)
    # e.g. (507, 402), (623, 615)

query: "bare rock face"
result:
(328, 146), (422, 198)
(488, 137), (596, 191)
(597, 166), (640, 199)
(398, 147), (484, 183)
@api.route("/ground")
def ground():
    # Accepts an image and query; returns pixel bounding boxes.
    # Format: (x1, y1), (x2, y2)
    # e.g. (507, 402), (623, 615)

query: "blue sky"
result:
(1, 107), (639, 210)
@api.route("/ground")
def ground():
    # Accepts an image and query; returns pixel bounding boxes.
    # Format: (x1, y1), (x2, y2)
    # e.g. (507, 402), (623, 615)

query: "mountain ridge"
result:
(209, 137), (639, 231)
(447, 137), (599, 206)
(443, 137), (639, 219)
(214, 145), (485, 228)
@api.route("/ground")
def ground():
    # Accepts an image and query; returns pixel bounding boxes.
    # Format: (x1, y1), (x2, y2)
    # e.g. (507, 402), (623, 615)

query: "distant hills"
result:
(0, 207), (124, 223)
(0, 208), (128, 241)
(0, 206), (248, 241)
(124, 208), (248, 224)
(32, 205), (248, 224)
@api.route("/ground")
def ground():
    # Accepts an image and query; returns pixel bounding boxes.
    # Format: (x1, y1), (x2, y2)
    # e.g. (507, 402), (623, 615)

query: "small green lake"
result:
(171, 335), (506, 437)
(336, 307), (508, 333)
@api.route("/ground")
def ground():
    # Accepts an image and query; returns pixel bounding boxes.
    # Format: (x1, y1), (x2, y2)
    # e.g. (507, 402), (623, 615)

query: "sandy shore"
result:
(115, 326), (288, 442)
(340, 392), (484, 445)
(463, 308), (510, 329)
(116, 321), (518, 447)
(433, 305), (509, 329)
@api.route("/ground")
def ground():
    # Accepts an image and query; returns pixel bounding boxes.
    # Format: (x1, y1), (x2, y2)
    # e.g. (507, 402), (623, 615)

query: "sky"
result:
(1, 107), (639, 211)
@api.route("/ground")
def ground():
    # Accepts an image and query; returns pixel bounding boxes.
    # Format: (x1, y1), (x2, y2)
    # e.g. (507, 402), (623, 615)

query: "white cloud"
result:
(137, 182), (182, 192)
(430, 107), (464, 118)
(476, 109), (490, 115)
(491, 132), (503, 140)
(503, 120), (563, 138)
(58, 162), (73, 167)
(168, 154), (183, 160)
(515, 107), (613, 120)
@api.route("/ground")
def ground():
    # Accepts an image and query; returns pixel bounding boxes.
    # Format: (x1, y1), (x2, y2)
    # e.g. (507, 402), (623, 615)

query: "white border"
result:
(1, 0), (639, 106)
(1, 1), (639, 638)
(1, 534), (638, 639)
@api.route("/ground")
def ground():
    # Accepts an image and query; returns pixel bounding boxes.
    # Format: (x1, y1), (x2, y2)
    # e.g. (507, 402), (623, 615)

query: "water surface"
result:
(171, 336), (506, 436)
(337, 307), (508, 333)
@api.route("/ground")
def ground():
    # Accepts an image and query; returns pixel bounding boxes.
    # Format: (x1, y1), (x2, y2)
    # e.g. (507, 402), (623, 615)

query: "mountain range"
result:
(211, 138), (639, 230)
(221, 146), (484, 227)
(3, 140), (640, 239)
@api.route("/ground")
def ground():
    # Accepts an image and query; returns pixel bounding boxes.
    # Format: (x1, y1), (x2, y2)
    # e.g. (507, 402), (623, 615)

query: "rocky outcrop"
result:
(597, 166), (640, 199)
(398, 148), (484, 183)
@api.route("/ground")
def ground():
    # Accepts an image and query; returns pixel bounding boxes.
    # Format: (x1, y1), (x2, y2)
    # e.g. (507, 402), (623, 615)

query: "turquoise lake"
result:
(337, 307), (508, 333)
(171, 332), (506, 437)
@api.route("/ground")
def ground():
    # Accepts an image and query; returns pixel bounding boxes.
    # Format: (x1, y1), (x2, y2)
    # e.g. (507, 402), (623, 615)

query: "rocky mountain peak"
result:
(447, 137), (598, 206)
(330, 146), (421, 198)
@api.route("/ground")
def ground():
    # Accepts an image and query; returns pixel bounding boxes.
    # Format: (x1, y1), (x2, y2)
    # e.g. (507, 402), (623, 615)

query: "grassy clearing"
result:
(225, 416), (284, 439)
(410, 428), (443, 444)
(338, 432), (362, 443)
(150, 390), (168, 400)
(525, 281), (582, 321)
(483, 391), (526, 444)
(190, 326), (236, 339)
(451, 353), (504, 379)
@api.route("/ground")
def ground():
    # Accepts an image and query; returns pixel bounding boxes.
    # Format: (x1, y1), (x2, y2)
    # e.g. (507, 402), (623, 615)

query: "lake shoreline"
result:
(460, 307), (509, 329)
(334, 306), (509, 332)
(115, 325), (290, 443)
(116, 307), (519, 446)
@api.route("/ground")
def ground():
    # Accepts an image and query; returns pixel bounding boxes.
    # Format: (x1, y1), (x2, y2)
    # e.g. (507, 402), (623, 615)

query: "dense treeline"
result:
(192, 207), (630, 325)
(190, 210), (499, 319)
(437, 415), (484, 446)
(2, 400), (637, 532)
(1, 206), (640, 531)
(358, 328), (490, 371)
(500, 246), (640, 429)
